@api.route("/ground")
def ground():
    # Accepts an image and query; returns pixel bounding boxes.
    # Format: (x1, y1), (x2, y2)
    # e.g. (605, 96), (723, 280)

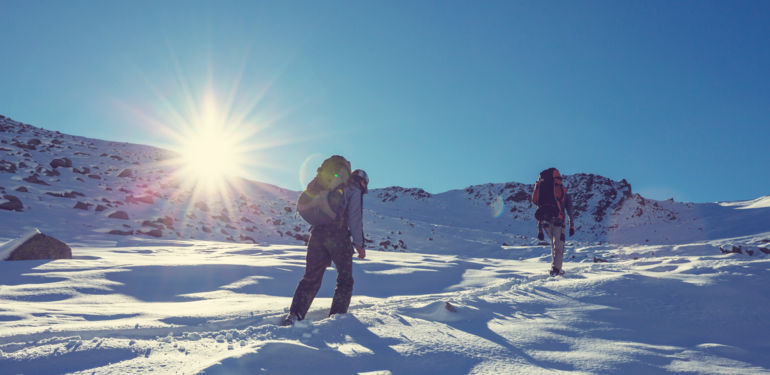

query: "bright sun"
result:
(167, 91), (254, 195)
(178, 125), (243, 190)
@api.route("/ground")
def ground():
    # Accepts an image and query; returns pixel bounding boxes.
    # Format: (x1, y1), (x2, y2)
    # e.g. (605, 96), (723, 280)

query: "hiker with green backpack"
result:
(282, 155), (369, 325)
(532, 167), (576, 277)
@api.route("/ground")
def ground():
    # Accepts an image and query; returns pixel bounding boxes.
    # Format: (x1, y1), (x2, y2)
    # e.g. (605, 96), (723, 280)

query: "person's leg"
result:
(551, 224), (565, 272)
(328, 233), (355, 316)
(289, 231), (332, 320)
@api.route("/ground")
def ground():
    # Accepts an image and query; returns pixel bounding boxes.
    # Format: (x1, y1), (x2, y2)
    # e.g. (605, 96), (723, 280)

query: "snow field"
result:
(1, 236), (768, 374)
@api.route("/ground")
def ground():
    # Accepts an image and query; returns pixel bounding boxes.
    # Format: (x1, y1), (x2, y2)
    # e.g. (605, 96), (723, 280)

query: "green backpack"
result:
(297, 155), (352, 226)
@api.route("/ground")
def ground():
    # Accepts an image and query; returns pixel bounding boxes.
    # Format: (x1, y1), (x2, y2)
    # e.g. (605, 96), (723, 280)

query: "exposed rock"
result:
(14, 186), (28, 193)
(378, 187), (432, 202)
(43, 168), (60, 177)
(719, 245), (743, 254)
(50, 157), (73, 169)
(126, 195), (154, 204)
(292, 233), (309, 243)
(157, 216), (174, 229)
(593, 256), (608, 263)
(506, 190), (530, 203)
(95, 205), (107, 212)
(3, 231), (71, 261)
(141, 220), (164, 230)
(138, 229), (163, 237)
(74, 201), (92, 210)
(239, 235), (257, 244)
(45, 191), (85, 199)
(108, 230), (134, 236)
(88, 174), (101, 179)
(108, 211), (130, 220)
(73, 166), (90, 175)
(0, 195), (23, 211)
(118, 169), (133, 178)
(22, 174), (49, 185)
(214, 214), (231, 223)
(12, 140), (36, 150)
(0, 160), (17, 173)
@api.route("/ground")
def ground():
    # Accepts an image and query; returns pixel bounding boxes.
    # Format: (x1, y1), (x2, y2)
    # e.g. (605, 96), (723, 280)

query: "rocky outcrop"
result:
(378, 187), (432, 202)
(74, 201), (91, 210)
(108, 211), (130, 220)
(108, 230), (134, 235)
(3, 231), (72, 261)
(22, 174), (49, 185)
(0, 195), (23, 211)
(49, 157), (73, 169)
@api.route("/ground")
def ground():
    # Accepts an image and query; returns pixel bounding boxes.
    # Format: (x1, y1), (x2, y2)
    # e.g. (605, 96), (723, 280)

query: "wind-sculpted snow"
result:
(0, 237), (768, 374)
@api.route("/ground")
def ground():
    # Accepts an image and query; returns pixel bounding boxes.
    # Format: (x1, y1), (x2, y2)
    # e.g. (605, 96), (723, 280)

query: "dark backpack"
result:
(533, 168), (565, 222)
(297, 155), (351, 226)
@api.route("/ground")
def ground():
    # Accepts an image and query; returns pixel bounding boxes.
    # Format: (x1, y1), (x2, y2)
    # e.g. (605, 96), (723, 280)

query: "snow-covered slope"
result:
(1, 114), (770, 374)
(1, 114), (769, 254)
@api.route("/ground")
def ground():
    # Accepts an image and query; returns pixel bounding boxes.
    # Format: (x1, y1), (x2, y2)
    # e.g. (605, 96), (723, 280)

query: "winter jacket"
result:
(344, 180), (365, 248)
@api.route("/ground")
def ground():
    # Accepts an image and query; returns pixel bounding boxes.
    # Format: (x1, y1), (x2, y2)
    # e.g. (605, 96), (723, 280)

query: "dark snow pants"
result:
(289, 226), (354, 320)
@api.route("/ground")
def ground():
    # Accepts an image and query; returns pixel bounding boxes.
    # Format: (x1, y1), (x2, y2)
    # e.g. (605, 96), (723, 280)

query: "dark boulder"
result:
(108, 211), (130, 220)
(22, 174), (50, 185)
(0, 195), (23, 211)
(0, 160), (17, 173)
(138, 229), (163, 237)
(126, 195), (154, 204)
(4, 232), (72, 261)
(50, 158), (73, 169)
(74, 201), (91, 210)
(108, 230), (134, 236)
(73, 166), (91, 175)
(118, 169), (133, 178)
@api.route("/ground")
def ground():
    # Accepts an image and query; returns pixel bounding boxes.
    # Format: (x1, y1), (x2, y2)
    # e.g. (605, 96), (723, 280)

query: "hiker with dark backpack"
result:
(282, 155), (369, 325)
(532, 168), (575, 276)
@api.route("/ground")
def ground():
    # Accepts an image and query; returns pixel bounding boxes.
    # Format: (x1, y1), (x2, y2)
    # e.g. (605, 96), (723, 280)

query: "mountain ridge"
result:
(1, 114), (768, 254)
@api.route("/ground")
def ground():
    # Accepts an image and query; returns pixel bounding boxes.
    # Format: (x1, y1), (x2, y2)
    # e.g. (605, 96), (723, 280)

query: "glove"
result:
(569, 226), (575, 237)
(537, 230), (544, 241)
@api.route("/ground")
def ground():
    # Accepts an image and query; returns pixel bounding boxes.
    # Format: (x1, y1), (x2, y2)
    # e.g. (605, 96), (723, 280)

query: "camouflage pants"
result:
(289, 227), (354, 320)
(542, 221), (566, 271)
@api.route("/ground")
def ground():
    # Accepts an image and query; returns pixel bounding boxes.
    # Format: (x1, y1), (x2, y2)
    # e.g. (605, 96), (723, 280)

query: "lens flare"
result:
(491, 195), (505, 218)
(298, 153), (323, 188)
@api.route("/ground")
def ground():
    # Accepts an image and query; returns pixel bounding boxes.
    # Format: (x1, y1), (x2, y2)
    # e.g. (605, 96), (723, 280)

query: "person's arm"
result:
(347, 187), (366, 259)
(531, 180), (540, 205)
(565, 193), (576, 235)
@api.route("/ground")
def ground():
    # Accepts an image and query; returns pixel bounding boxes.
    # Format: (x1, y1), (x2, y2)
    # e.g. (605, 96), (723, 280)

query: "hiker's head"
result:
(352, 169), (369, 193)
(552, 169), (563, 185)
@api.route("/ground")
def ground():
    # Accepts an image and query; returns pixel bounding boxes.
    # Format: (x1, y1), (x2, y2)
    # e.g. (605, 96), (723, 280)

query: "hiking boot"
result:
(280, 313), (299, 326)
(549, 267), (564, 277)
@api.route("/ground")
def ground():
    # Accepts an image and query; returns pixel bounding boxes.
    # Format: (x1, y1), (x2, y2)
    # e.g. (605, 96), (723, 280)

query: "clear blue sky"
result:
(1, 1), (768, 202)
